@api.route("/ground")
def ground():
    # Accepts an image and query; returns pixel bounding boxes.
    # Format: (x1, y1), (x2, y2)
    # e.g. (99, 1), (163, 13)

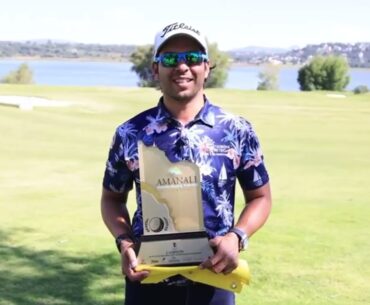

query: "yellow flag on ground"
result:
(136, 259), (250, 293)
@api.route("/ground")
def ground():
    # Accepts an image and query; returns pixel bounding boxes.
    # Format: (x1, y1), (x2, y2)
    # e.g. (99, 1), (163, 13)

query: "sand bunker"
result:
(326, 93), (347, 98)
(0, 95), (72, 110)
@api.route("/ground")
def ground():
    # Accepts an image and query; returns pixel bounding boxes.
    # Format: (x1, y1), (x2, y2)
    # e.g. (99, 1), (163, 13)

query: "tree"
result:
(129, 41), (230, 88)
(129, 45), (156, 87)
(1, 63), (34, 84)
(257, 63), (279, 90)
(297, 55), (350, 91)
(205, 42), (230, 88)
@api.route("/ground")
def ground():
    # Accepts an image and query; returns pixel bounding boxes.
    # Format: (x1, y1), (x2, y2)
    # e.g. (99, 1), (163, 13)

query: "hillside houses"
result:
(229, 42), (370, 68)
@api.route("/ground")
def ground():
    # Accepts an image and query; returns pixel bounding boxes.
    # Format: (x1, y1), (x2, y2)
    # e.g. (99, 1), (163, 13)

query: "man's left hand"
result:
(200, 233), (239, 274)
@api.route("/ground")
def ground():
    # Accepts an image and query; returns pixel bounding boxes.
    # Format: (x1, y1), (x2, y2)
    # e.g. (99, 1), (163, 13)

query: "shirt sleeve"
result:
(102, 127), (134, 193)
(236, 120), (269, 190)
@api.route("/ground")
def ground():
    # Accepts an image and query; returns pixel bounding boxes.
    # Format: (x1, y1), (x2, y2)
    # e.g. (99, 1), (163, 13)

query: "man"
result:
(101, 22), (272, 305)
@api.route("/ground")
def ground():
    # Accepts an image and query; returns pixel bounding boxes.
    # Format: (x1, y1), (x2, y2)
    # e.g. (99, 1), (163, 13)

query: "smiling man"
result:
(101, 21), (272, 305)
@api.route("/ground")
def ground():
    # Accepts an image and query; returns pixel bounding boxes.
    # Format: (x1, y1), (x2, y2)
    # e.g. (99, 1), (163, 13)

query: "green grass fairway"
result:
(1, 85), (369, 305)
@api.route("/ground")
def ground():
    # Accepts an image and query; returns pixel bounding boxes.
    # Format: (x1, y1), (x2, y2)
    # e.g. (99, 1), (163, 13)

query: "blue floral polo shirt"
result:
(103, 96), (269, 239)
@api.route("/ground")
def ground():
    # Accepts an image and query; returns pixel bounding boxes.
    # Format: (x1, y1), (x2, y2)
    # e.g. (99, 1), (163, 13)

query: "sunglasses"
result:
(154, 51), (208, 68)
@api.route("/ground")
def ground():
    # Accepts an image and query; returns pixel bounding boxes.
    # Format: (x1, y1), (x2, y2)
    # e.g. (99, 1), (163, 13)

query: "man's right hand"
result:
(120, 239), (149, 281)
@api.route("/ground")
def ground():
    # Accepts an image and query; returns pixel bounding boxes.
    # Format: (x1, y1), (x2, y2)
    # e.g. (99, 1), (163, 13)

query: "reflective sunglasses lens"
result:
(162, 54), (178, 67)
(158, 52), (206, 67)
(186, 52), (202, 65)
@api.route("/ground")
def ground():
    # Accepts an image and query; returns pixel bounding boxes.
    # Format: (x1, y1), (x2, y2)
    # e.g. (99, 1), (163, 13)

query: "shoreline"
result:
(1, 56), (370, 70)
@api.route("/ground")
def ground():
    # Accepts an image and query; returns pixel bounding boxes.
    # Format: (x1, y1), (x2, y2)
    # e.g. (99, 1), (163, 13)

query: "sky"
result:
(0, 0), (369, 50)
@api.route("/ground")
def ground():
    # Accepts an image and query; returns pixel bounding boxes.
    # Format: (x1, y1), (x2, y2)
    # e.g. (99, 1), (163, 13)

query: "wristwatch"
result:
(229, 227), (248, 251)
(115, 233), (134, 253)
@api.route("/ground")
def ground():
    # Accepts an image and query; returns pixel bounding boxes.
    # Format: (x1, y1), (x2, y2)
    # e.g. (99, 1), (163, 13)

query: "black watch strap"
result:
(229, 227), (248, 251)
(115, 233), (134, 253)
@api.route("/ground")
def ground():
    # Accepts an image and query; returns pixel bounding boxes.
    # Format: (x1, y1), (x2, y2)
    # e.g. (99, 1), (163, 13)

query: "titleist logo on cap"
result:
(161, 22), (200, 38)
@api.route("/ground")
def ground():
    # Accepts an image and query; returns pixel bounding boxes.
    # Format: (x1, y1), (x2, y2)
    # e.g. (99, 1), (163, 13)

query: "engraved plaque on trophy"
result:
(137, 141), (213, 266)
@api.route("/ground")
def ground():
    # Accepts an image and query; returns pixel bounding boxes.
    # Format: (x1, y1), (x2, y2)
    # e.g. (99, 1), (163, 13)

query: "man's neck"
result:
(163, 94), (205, 126)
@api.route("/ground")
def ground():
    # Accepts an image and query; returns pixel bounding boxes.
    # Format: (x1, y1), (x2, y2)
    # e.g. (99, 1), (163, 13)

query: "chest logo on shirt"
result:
(213, 144), (232, 155)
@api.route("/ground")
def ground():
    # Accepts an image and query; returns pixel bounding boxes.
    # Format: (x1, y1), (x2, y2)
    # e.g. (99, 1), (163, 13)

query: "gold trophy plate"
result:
(137, 141), (213, 265)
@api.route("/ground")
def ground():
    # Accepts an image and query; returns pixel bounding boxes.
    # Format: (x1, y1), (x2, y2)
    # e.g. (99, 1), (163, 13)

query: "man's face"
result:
(153, 36), (210, 103)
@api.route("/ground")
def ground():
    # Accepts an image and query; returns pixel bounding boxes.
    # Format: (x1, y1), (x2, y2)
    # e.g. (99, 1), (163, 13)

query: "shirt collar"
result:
(157, 95), (215, 127)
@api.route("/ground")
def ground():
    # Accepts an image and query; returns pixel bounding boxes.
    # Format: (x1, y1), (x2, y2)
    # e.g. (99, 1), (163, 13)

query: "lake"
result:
(0, 59), (369, 91)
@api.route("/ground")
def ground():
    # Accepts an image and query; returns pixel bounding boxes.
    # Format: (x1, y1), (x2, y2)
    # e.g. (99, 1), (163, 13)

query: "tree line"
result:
(0, 41), (136, 60)
(1, 40), (368, 93)
(2, 41), (369, 68)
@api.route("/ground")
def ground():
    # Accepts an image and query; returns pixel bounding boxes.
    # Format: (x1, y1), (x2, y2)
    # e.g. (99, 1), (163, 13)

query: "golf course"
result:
(0, 84), (369, 305)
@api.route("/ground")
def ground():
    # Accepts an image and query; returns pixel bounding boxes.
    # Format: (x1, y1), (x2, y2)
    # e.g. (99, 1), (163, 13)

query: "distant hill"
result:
(228, 46), (290, 55)
(0, 40), (137, 61)
(19, 39), (76, 44)
(228, 42), (370, 68)
(1, 40), (369, 68)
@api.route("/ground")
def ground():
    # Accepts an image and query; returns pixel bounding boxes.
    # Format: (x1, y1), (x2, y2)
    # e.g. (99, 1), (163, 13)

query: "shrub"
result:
(297, 55), (349, 91)
(353, 85), (369, 95)
(257, 64), (279, 91)
(1, 63), (34, 84)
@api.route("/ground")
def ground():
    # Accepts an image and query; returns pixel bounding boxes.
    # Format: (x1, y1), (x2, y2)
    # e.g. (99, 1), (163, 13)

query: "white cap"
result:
(153, 22), (208, 59)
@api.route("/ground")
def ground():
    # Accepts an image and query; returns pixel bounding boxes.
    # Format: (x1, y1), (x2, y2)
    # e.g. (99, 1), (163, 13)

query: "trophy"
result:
(137, 141), (213, 266)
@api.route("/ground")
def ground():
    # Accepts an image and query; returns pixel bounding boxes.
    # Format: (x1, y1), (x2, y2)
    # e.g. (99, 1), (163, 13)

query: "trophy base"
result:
(137, 231), (213, 266)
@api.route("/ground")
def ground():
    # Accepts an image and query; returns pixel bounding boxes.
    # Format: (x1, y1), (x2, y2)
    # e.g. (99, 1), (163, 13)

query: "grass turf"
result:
(0, 84), (369, 305)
